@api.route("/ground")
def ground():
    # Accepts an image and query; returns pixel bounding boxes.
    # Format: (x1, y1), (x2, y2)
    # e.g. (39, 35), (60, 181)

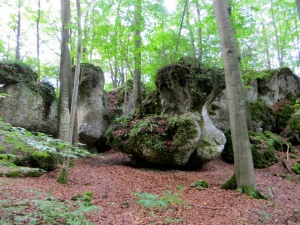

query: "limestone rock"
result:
(0, 62), (38, 83)
(77, 64), (109, 149)
(0, 81), (58, 136)
(109, 61), (226, 167)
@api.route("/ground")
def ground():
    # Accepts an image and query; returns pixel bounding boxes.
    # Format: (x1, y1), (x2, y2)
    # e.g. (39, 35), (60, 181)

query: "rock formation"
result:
(0, 62), (58, 136)
(109, 61), (227, 167)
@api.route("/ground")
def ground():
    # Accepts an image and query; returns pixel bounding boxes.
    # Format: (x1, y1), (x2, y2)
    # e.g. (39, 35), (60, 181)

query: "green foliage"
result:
(250, 99), (276, 131)
(222, 130), (278, 168)
(71, 191), (94, 206)
(134, 191), (185, 209)
(0, 118), (90, 162)
(291, 161), (300, 175)
(0, 190), (99, 225)
(190, 180), (209, 190)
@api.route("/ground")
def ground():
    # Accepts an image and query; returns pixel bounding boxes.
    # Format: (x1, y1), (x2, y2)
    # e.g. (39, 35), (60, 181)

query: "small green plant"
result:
(164, 217), (183, 224)
(71, 191), (94, 206)
(190, 180), (209, 190)
(133, 191), (186, 209)
(176, 184), (184, 191)
(0, 190), (100, 225)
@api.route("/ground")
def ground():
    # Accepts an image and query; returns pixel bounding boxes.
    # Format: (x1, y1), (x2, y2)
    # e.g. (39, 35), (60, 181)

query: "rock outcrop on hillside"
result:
(76, 63), (109, 150)
(210, 67), (300, 132)
(0, 62), (58, 136)
(109, 61), (227, 167)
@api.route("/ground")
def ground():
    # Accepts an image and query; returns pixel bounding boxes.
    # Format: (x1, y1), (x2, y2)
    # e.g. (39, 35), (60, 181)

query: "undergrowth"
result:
(0, 189), (100, 225)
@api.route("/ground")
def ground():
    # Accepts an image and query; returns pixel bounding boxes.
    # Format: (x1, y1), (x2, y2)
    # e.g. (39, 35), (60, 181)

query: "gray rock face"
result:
(110, 62), (226, 167)
(210, 67), (300, 132)
(77, 64), (109, 149)
(0, 81), (58, 136)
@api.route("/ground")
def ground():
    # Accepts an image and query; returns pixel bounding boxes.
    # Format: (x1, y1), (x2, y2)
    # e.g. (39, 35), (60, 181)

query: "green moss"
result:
(222, 130), (277, 168)
(190, 180), (209, 190)
(108, 114), (198, 165)
(237, 186), (268, 200)
(250, 99), (276, 131)
(291, 161), (300, 175)
(57, 168), (68, 184)
(71, 191), (94, 206)
(277, 100), (295, 131)
(14, 152), (59, 171)
(221, 173), (237, 190)
(6, 170), (23, 178)
(289, 113), (300, 131)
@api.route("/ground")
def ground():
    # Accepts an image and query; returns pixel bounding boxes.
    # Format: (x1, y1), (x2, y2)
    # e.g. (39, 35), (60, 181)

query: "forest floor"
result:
(0, 148), (300, 225)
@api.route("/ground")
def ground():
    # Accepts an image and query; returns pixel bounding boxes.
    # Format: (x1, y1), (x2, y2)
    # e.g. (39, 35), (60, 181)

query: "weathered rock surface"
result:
(109, 61), (226, 167)
(0, 62), (58, 136)
(77, 64), (109, 150)
(210, 67), (300, 132)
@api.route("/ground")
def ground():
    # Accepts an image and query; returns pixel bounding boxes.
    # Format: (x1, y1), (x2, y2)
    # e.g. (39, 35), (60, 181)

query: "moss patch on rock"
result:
(108, 114), (198, 165)
(250, 98), (276, 131)
(14, 152), (59, 171)
(222, 130), (279, 168)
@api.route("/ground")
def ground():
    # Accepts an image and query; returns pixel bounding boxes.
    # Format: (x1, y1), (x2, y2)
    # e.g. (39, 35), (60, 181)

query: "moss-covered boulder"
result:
(0, 166), (46, 178)
(250, 98), (276, 132)
(14, 152), (59, 171)
(0, 62), (38, 83)
(109, 60), (226, 167)
(108, 115), (200, 166)
(0, 81), (58, 136)
(222, 130), (278, 168)
(289, 113), (300, 143)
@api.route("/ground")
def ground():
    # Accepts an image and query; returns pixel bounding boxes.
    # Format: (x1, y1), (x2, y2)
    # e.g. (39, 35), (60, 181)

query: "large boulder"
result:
(109, 61), (226, 167)
(210, 67), (300, 132)
(76, 63), (109, 150)
(0, 63), (58, 136)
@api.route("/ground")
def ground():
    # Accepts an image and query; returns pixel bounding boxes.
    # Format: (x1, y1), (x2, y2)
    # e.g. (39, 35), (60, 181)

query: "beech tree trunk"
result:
(133, 0), (142, 110)
(16, 0), (21, 61)
(36, 0), (41, 80)
(296, 0), (300, 20)
(58, 0), (71, 141)
(213, 0), (256, 189)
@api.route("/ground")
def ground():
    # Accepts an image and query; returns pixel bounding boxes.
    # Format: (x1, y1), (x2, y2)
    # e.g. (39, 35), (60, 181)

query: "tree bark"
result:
(195, 0), (203, 62)
(213, 0), (256, 189)
(58, 0), (72, 141)
(16, 0), (21, 61)
(68, 0), (82, 144)
(174, 0), (188, 59)
(185, 1), (196, 59)
(133, 0), (143, 111)
(36, 0), (41, 80)
(296, 0), (300, 20)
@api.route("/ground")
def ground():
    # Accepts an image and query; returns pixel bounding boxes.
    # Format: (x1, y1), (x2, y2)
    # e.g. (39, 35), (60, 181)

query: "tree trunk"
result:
(16, 0), (21, 61)
(213, 0), (256, 189)
(195, 1), (203, 62)
(58, 0), (71, 142)
(261, 11), (271, 70)
(174, 0), (188, 60)
(36, 0), (41, 80)
(133, 0), (143, 111)
(296, 0), (300, 20)
(185, 1), (196, 59)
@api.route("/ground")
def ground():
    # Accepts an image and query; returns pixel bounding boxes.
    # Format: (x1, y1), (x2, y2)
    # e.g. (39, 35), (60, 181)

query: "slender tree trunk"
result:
(185, 1), (196, 59)
(58, 0), (71, 142)
(133, 0), (143, 111)
(270, 0), (283, 67)
(261, 12), (271, 69)
(174, 0), (188, 59)
(16, 0), (21, 61)
(213, 0), (256, 189)
(296, 0), (300, 20)
(68, 0), (82, 144)
(195, 1), (203, 62)
(36, 0), (41, 80)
